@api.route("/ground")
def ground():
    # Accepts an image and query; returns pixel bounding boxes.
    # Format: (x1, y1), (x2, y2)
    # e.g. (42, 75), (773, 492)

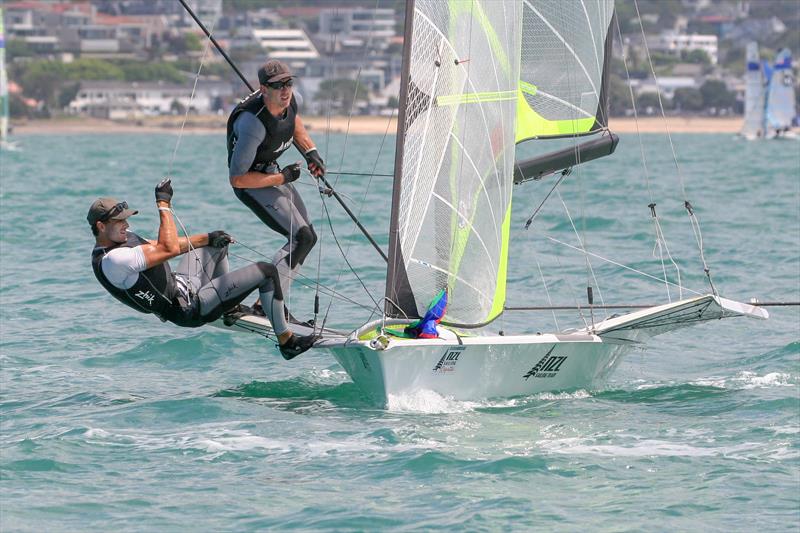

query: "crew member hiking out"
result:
(88, 178), (316, 360)
(226, 59), (325, 322)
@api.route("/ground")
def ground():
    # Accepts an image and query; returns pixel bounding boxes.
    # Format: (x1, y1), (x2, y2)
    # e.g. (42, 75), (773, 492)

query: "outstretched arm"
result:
(139, 179), (182, 267)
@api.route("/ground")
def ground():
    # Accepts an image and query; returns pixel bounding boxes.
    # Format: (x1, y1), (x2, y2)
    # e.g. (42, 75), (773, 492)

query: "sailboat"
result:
(217, 0), (767, 406)
(0, 7), (18, 151)
(740, 42), (766, 140)
(764, 48), (797, 139)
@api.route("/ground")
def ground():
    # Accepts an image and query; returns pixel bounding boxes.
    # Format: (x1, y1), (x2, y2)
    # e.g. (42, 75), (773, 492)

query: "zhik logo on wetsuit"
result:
(523, 346), (567, 380)
(135, 290), (156, 306)
(433, 346), (464, 373)
(275, 139), (293, 155)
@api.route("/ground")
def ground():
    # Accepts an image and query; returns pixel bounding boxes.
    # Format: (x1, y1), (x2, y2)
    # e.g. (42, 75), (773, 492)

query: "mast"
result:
(384, 0), (417, 318)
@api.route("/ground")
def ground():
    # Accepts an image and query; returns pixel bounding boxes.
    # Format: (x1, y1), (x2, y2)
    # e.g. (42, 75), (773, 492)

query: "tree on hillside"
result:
(608, 74), (632, 116)
(20, 61), (67, 105)
(700, 79), (736, 110)
(316, 78), (370, 114)
(64, 58), (124, 81)
(682, 49), (711, 65)
(673, 87), (704, 112)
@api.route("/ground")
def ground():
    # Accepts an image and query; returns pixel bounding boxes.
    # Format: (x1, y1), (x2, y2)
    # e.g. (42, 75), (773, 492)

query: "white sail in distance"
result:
(385, 0), (522, 326)
(0, 8), (8, 144)
(765, 48), (796, 136)
(741, 42), (766, 140)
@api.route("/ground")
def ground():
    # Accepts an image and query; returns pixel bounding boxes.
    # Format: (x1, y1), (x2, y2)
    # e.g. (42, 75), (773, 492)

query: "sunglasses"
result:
(265, 79), (294, 90)
(99, 201), (128, 222)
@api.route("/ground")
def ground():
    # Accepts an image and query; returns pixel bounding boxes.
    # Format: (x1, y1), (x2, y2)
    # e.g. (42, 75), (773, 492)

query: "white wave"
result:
(771, 425), (800, 435)
(385, 388), (592, 413)
(693, 371), (796, 390)
(535, 390), (592, 401)
(386, 389), (478, 413)
(196, 434), (289, 454)
(734, 371), (796, 389)
(538, 437), (766, 459)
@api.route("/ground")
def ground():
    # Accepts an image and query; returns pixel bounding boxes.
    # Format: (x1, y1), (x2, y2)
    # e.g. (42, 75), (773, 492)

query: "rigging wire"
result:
(535, 259), (559, 330)
(314, 0), (396, 329)
(556, 189), (607, 310)
(319, 109), (397, 329)
(613, 13), (683, 302)
(318, 197), (383, 331)
(228, 241), (377, 314)
(632, 0), (717, 296)
(544, 235), (704, 297)
(161, 13), (230, 311)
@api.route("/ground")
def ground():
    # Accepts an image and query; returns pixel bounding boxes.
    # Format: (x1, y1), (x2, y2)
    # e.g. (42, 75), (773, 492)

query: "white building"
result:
(650, 32), (719, 65)
(317, 7), (396, 52)
(251, 29), (319, 61)
(68, 80), (233, 119)
(629, 76), (698, 99)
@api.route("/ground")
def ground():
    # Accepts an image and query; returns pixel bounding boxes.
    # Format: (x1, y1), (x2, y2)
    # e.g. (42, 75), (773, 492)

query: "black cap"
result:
(87, 197), (138, 226)
(258, 59), (294, 85)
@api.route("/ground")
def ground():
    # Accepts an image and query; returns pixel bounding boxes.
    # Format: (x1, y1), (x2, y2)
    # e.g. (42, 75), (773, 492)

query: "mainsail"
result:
(765, 48), (796, 136)
(741, 42), (766, 139)
(385, 0), (522, 327)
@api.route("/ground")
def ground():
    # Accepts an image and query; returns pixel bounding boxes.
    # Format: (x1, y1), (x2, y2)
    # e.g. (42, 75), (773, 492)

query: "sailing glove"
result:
(281, 163), (301, 184)
(303, 149), (325, 177)
(155, 178), (173, 203)
(207, 230), (233, 248)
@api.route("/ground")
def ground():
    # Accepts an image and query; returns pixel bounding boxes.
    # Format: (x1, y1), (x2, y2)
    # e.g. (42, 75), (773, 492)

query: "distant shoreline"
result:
(11, 115), (746, 135)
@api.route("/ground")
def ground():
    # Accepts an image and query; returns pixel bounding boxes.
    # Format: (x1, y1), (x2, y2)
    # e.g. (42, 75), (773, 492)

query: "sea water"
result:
(1, 131), (798, 531)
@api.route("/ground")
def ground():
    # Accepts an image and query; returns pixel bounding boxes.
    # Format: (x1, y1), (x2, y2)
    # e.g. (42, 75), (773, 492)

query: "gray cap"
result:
(258, 59), (294, 84)
(87, 197), (138, 226)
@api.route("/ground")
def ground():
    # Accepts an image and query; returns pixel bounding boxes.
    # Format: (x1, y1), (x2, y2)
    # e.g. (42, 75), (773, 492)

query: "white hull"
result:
(317, 295), (767, 406)
(325, 332), (628, 405)
(213, 295), (767, 407)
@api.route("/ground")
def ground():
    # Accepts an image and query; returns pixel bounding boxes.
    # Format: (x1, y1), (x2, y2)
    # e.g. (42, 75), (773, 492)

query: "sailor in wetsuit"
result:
(226, 59), (325, 319)
(88, 179), (315, 359)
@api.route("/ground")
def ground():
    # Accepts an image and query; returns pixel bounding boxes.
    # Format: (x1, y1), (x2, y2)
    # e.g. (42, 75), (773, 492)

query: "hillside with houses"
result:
(3, 0), (799, 121)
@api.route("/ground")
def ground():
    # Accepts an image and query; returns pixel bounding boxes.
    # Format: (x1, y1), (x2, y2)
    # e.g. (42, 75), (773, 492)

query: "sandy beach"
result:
(12, 115), (745, 135)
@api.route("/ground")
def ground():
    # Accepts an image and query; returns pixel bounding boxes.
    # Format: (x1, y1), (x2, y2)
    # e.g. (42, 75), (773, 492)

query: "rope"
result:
(633, 0), (716, 295)
(318, 109), (396, 329)
(536, 259), (559, 330)
(613, 14), (683, 302)
(228, 240), (377, 314)
(544, 235), (704, 297)
(318, 195), (383, 331)
(556, 189), (607, 310)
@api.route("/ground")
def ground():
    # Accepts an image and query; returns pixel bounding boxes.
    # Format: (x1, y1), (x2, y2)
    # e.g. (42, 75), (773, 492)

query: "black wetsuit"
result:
(227, 92), (317, 307)
(92, 232), (289, 333)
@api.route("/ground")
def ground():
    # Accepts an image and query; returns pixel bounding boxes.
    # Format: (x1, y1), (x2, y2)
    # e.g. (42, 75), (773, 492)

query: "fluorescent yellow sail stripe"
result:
(487, 201), (512, 321)
(520, 80), (537, 96)
(449, 0), (512, 74)
(436, 90), (517, 106)
(515, 89), (596, 142)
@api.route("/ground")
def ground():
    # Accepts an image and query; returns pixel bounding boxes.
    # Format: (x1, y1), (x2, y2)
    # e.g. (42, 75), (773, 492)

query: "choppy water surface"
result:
(1, 131), (798, 531)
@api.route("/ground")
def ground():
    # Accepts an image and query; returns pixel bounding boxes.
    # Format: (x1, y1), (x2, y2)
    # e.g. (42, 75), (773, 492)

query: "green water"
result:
(1, 132), (798, 531)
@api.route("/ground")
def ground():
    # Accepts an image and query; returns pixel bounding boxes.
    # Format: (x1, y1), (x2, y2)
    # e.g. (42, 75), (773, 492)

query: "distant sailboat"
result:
(764, 48), (797, 139)
(740, 42), (766, 140)
(0, 7), (18, 151)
